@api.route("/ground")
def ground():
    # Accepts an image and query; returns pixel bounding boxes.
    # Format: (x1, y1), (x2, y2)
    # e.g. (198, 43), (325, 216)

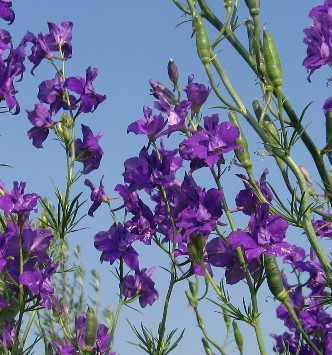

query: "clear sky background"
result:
(2, 1), (329, 354)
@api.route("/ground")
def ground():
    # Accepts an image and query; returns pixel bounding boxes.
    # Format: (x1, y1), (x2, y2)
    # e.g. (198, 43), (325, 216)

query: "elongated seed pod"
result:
(263, 29), (282, 88)
(84, 306), (98, 351)
(228, 111), (253, 170)
(264, 255), (288, 302)
(202, 338), (213, 355)
(194, 13), (211, 65)
(232, 321), (244, 353)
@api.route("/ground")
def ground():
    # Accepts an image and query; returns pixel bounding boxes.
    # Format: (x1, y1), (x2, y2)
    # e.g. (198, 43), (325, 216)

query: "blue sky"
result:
(2, 1), (329, 354)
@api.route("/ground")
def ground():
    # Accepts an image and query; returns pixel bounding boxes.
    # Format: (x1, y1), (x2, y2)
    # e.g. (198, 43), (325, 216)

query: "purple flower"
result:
(179, 114), (242, 168)
(303, 1), (332, 80)
(184, 74), (211, 113)
(235, 169), (273, 215)
(26, 103), (55, 148)
(0, 181), (39, 217)
(0, 1), (14, 24)
(75, 124), (104, 174)
(123, 145), (182, 191)
(176, 187), (223, 241)
(84, 177), (110, 217)
(0, 321), (17, 351)
(312, 216), (332, 237)
(28, 21), (73, 73)
(38, 73), (77, 114)
(271, 332), (313, 355)
(228, 203), (292, 261)
(154, 98), (191, 137)
(65, 66), (106, 113)
(19, 261), (59, 309)
(206, 237), (260, 284)
(122, 267), (159, 308)
(127, 106), (167, 140)
(94, 223), (139, 270)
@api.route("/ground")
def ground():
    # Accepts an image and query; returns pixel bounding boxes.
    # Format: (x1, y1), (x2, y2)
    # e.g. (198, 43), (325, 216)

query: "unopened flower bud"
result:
(188, 234), (205, 264)
(55, 122), (71, 144)
(149, 79), (176, 104)
(61, 111), (73, 129)
(167, 58), (179, 87)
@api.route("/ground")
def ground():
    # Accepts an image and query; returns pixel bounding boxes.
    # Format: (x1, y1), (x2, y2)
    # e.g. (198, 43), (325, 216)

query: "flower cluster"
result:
(0, 181), (59, 322)
(272, 247), (332, 353)
(24, 21), (106, 175)
(91, 60), (292, 313)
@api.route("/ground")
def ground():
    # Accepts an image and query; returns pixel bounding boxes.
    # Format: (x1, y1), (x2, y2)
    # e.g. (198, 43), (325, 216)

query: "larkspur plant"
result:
(1, 1), (332, 355)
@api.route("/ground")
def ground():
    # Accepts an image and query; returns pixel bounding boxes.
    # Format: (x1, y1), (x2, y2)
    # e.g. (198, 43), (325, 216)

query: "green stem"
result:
(20, 310), (37, 351)
(210, 169), (266, 355)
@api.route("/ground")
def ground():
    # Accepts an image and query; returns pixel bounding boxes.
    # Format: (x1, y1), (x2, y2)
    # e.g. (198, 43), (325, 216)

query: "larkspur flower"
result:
(206, 237), (260, 284)
(123, 144), (182, 191)
(26, 103), (55, 148)
(94, 223), (139, 270)
(19, 261), (59, 309)
(122, 267), (159, 308)
(228, 203), (292, 261)
(303, 1), (332, 80)
(28, 21), (73, 73)
(75, 124), (104, 174)
(0, 181), (39, 217)
(84, 177), (110, 217)
(153, 97), (191, 136)
(65, 66), (106, 113)
(179, 114), (242, 168)
(184, 74), (211, 113)
(38, 73), (77, 114)
(127, 105), (167, 141)
(235, 169), (273, 215)
(0, 1), (14, 24)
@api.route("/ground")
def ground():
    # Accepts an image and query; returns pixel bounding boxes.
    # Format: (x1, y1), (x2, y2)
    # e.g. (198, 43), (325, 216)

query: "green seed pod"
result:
(223, 308), (231, 330)
(194, 13), (211, 65)
(232, 320), (244, 352)
(263, 29), (282, 88)
(244, 0), (260, 16)
(84, 306), (98, 351)
(325, 109), (332, 165)
(228, 111), (252, 170)
(264, 255), (288, 302)
(201, 338), (213, 355)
